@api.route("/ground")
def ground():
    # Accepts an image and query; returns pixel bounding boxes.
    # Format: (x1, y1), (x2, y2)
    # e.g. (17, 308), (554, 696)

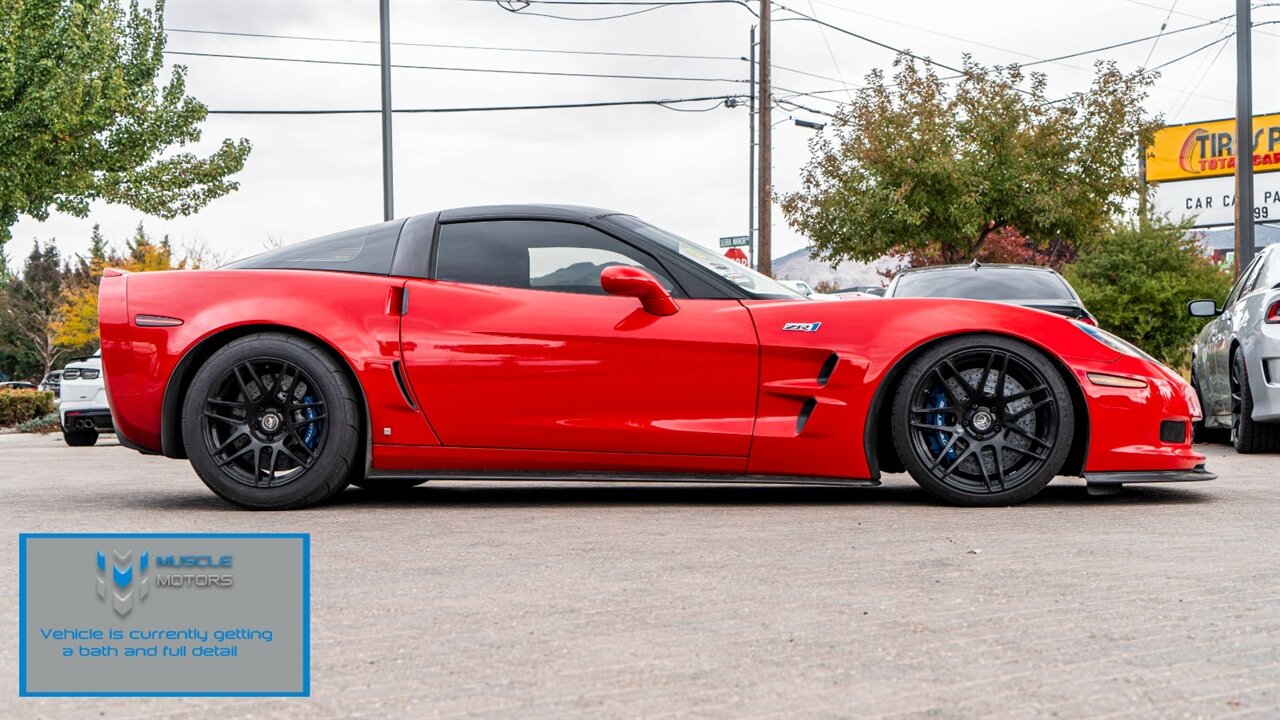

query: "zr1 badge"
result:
(782, 322), (821, 332)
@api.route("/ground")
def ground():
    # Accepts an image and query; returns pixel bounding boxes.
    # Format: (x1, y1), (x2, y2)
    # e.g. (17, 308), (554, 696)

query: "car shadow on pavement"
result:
(321, 479), (1216, 510)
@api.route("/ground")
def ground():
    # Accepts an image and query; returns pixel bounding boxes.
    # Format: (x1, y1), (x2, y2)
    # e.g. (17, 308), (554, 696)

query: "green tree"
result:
(0, 0), (251, 246)
(780, 55), (1159, 266)
(1064, 218), (1231, 368)
(0, 240), (67, 378)
(53, 221), (181, 351)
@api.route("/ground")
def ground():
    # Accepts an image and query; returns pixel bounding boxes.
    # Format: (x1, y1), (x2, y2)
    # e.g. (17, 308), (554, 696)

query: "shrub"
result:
(0, 390), (56, 426)
(17, 412), (60, 434)
(1064, 219), (1231, 369)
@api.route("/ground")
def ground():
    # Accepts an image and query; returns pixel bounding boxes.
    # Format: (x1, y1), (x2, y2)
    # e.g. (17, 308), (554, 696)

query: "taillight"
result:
(81, 369), (100, 380)
(62, 369), (81, 380)
(1267, 301), (1280, 324)
(1077, 316), (1097, 326)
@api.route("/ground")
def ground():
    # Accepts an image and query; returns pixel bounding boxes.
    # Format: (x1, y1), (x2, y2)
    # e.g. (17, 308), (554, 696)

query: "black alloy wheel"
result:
(183, 333), (360, 509)
(891, 335), (1075, 506)
(201, 358), (328, 488)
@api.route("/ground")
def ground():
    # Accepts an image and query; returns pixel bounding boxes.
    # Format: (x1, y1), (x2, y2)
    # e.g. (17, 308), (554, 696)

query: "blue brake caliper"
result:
(300, 393), (321, 451)
(925, 382), (958, 461)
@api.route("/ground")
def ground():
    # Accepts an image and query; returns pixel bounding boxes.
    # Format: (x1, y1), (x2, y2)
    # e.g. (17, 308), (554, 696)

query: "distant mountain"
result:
(771, 247), (894, 290)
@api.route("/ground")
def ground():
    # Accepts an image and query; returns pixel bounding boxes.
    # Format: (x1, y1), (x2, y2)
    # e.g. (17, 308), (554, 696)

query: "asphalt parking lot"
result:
(1, 433), (1276, 719)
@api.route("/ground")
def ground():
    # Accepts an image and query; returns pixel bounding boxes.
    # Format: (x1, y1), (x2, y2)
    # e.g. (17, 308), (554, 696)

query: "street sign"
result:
(719, 235), (751, 248)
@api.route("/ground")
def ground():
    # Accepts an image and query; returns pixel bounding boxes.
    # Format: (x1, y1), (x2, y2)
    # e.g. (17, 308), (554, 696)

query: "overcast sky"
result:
(7, 0), (1279, 269)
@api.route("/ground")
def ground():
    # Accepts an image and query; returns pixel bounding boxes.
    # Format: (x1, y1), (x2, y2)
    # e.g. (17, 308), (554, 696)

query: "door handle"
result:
(386, 286), (409, 316)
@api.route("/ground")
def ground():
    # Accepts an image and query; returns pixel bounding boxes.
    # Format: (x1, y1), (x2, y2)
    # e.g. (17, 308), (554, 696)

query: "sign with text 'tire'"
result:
(1145, 114), (1280, 183)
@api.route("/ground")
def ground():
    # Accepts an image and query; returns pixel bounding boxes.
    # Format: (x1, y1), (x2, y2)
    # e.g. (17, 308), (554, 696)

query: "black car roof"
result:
(437, 204), (622, 223)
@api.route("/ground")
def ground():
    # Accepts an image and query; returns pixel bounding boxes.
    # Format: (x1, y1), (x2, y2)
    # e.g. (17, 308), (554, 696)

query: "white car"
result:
(59, 351), (114, 446)
(778, 279), (844, 301)
(1188, 244), (1280, 452)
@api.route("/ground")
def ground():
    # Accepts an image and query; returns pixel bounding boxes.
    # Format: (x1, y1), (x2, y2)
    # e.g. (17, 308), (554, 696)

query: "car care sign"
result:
(1145, 114), (1280, 228)
(19, 533), (308, 696)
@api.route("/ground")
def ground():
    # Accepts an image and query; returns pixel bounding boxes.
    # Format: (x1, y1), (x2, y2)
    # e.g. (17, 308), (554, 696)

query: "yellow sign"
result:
(1145, 114), (1280, 183)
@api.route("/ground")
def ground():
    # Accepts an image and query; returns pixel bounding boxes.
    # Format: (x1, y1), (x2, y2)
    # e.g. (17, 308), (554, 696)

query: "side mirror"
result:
(600, 266), (679, 316)
(1187, 299), (1220, 317)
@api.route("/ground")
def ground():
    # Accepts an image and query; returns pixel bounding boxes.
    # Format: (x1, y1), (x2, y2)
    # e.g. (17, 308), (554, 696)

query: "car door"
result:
(398, 219), (760, 457)
(1208, 257), (1264, 415)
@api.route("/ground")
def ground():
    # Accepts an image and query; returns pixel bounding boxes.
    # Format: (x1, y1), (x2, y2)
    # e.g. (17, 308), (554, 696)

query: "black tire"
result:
(181, 333), (361, 509)
(1189, 369), (1229, 443)
(62, 428), (98, 446)
(891, 335), (1075, 506)
(1230, 351), (1280, 453)
(351, 478), (428, 491)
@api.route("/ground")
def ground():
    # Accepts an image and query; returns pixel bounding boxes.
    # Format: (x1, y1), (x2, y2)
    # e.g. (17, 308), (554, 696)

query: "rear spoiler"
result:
(102, 267), (130, 278)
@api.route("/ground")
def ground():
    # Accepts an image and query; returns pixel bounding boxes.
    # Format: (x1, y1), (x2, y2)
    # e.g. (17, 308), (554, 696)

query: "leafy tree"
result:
(0, 0), (251, 245)
(52, 221), (181, 351)
(780, 55), (1159, 266)
(1, 240), (67, 378)
(881, 226), (1078, 280)
(1064, 218), (1231, 368)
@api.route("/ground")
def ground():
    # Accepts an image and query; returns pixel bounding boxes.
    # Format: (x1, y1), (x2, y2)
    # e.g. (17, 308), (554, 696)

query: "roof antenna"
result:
(969, 258), (982, 271)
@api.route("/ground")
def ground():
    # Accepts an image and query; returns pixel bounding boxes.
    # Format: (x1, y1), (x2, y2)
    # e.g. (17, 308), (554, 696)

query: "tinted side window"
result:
(1225, 256), (1263, 306)
(225, 219), (405, 274)
(435, 221), (678, 296)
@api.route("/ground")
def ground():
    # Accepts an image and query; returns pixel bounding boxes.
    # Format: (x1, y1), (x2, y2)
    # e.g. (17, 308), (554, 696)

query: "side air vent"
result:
(796, 397), (818, 435)
(391, 360), (417, 410)
(817, 353), (838, 386)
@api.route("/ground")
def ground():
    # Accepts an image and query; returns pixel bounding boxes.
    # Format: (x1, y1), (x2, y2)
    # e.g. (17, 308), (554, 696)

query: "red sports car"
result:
(99, 205), (1213, 509)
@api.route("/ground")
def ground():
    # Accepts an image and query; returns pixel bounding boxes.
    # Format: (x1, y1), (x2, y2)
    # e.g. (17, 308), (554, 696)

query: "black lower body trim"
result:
(1084, 465), (1216, 486)
(366, 469), (880, 487)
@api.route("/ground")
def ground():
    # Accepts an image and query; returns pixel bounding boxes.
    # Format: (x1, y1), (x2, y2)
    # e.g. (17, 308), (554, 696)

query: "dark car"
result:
(0, 381), (39, 391)
(39, 370), (62, 395)
(885, 263), (1097, 325)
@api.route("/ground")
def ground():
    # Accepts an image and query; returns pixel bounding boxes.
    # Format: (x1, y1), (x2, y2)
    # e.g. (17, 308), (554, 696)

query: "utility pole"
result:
(757, 0), (772, 276)
(748, 25), (756, 270)
(1233, 0), (1255, 277)
(379, 0), (395, 222)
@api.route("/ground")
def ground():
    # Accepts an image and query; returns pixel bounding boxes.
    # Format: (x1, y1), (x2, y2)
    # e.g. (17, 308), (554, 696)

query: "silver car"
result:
(1188, 244), (1280, 452)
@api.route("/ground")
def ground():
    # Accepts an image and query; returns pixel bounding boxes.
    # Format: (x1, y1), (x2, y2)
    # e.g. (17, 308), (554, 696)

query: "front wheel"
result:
(891, 335), (1075, 506)
(1231, 351), (1280, 453)
(182, 333), (361, 509)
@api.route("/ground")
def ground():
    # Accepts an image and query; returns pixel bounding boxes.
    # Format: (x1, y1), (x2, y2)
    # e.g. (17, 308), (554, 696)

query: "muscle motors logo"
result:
(94, 550), (234, 617)
(96, 550), (149, 617)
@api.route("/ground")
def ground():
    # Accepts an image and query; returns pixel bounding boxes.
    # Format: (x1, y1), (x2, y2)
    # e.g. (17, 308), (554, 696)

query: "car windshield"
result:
(892, 268), (1074, 300)
(610, 216), (804, 299)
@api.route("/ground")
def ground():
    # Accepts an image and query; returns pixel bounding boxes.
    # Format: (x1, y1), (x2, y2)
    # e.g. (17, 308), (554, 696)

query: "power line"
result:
(805, 0), (855, 104)
(203, 94), (746, 115)
(1021, 12), (1235, 67)
(494, 0), (757, 21)
(1141, 1), (1179, 68)
(164, 27), (741, 62)
(164, 49), (746, 84)
(770, 3), (968, 76)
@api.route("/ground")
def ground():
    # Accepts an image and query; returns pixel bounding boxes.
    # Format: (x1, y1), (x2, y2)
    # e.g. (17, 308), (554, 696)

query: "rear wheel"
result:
(891, 335), (1075, 506)
(182, 333), (361, 509)
(62, 428), (98, 446)
(1231, 351), (1280, 453)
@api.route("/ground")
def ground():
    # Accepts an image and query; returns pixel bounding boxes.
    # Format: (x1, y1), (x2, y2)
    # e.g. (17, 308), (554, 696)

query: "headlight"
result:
(1076, 323), (1158, 363)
